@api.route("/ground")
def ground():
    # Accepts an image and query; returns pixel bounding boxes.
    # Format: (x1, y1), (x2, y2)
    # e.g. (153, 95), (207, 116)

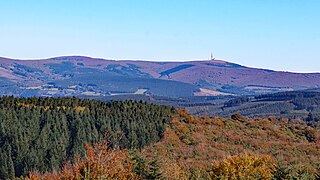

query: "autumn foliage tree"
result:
(210, 153), (277, 180)
(26, 135), (138, 180)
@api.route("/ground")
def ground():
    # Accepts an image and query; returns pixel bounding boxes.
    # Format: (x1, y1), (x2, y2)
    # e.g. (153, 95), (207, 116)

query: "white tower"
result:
(210, 52), (215, 60)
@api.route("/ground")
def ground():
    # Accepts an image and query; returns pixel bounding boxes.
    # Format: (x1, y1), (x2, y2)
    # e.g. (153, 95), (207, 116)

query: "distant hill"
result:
(187, 89), (320, 119)
(1, 56), (320, 97)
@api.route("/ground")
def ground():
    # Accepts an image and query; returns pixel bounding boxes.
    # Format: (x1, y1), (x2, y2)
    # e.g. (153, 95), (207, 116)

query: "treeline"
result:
(224, 91), (320, 108)
(224, 96), (250, 107)
(219, 90), (320, 118)
(255, 91), (320, 110)
(0, 96), (175, 179)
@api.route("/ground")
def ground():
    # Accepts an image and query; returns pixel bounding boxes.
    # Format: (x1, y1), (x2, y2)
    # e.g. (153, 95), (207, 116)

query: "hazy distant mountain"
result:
(0, 56), (320, 97)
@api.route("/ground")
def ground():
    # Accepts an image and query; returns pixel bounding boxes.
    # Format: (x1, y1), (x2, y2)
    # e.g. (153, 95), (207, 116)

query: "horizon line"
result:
(0, 55), (319, 74)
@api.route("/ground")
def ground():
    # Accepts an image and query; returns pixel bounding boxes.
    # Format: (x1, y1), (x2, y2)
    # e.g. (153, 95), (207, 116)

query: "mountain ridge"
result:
(0, 56), (320, 97)
(2, 55), (319, 74)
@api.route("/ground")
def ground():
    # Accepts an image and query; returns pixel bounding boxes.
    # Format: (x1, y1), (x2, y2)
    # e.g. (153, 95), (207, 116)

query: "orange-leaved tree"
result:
(210, 153), (277, 180)
(26, 134), (138, 180)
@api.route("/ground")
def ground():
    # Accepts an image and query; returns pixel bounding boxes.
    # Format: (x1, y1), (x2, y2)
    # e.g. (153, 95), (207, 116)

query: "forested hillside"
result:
(0, 97), (319, 179)
(137, 110), (320, 179)
(0, 96), (174, 179)
(24, 109), (320, 179)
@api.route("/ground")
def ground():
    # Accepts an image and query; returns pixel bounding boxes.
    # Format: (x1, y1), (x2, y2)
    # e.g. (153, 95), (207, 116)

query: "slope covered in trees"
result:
(137, 110), (320, 179)
(24, 109), (320, 179)
(0, 96), (174, 179)
(0, 97), (319, 179)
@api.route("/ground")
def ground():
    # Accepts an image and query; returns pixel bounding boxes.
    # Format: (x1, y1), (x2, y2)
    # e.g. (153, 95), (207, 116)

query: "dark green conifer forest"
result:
(0, 96), (174, 179)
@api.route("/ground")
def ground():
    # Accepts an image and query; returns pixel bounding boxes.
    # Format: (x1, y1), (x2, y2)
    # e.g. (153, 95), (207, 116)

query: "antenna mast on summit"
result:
(210, 52), (215, 60)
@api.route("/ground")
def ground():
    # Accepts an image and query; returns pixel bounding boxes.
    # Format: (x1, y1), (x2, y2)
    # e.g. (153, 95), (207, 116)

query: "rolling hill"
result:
(186, 89), (320, 119)
(0, 56), (320, 97)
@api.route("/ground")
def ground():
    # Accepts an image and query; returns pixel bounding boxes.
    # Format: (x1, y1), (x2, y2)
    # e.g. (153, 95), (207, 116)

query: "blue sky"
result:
(0, 0), (319, 72)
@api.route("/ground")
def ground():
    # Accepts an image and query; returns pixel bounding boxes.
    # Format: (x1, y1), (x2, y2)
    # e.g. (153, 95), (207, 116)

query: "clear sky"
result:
(0, 0), (319, 72)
